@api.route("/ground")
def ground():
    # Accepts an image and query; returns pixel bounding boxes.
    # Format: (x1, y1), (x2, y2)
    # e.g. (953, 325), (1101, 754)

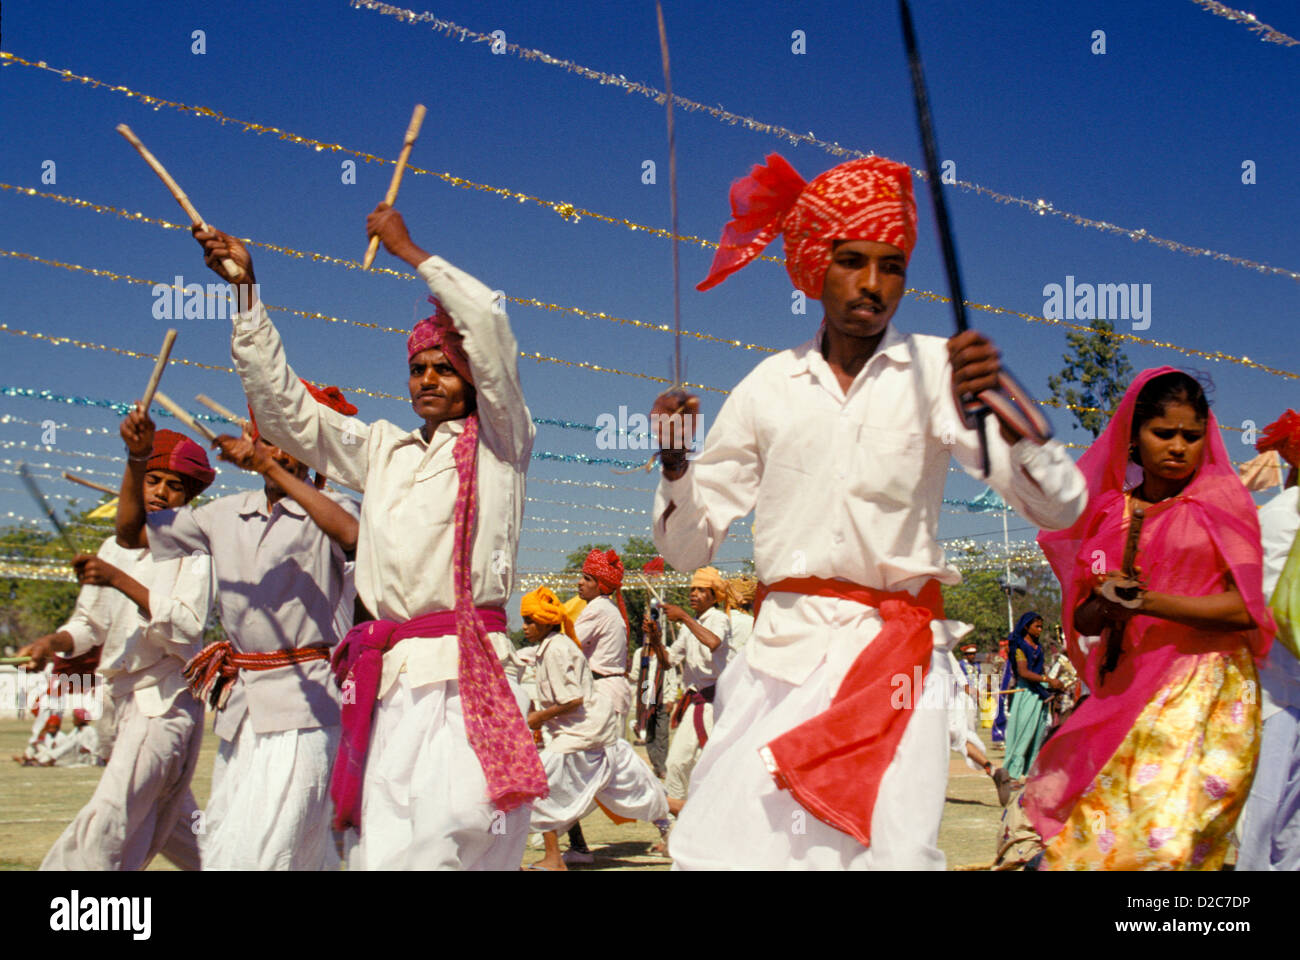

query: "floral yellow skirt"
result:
(1043, 647), (1259, 871)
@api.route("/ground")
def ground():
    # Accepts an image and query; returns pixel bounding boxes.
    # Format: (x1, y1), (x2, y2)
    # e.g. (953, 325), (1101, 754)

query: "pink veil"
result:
(1025, 366), (1274, 840)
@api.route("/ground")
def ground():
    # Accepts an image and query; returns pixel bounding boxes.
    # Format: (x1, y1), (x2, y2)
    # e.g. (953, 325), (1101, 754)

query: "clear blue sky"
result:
(2, 0), (1297, 622)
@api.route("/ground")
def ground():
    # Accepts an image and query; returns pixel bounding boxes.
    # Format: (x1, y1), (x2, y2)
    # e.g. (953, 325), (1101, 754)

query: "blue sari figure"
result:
(1003, 611), (1054, 779)
(992, 612), (1039, 743)
(992, 656), (1012, 743)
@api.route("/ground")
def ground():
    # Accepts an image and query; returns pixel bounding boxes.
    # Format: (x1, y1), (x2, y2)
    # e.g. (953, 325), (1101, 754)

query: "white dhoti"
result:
(345, 674), (530, 871)
(201, 715), (339, 871)
(668, 625), (956, 870)
(530, 740), (668, 833)
(41, 693), (204, 871)
(665, 697), (713, 800)
(948, 688), (984, 771)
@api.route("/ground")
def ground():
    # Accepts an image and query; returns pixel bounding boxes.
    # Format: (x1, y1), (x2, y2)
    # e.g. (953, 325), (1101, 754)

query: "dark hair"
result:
(1129, 371), (1210, 461)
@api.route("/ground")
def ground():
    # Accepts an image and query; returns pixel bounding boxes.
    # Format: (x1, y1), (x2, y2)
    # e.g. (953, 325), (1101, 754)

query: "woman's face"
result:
(1027, 618), (1044, 639)
(1135, 401), (1206, 488)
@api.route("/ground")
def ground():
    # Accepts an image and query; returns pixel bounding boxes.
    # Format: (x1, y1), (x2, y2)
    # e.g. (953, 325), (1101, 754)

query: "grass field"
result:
(1, 716), (1007, 870)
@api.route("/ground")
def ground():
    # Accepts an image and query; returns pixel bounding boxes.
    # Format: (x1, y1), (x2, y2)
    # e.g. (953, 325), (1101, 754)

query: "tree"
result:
(1046, 318), (1134, 437)
(563, 537), (685, 652)
(0, 496), (115, 649)
(940, 565), (1062, 654)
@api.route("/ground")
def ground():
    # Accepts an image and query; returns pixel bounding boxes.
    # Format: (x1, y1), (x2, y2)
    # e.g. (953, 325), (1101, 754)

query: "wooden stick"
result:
(61, 472), (117, 496)
(362, 105), (427, 270)
(635, 572), (665, 604)
(115, 124), (244, 279)
(195, 394), (247, 428)
(152, 391), (218, 444)
(140, 328), (177, 415)
(0, 656), (33, 666)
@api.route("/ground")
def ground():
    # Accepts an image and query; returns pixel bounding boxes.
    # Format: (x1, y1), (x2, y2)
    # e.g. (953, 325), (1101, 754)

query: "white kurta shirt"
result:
(535, 633), (620, 753)
(729, 609), (754, 652)
(148, 490), (356, 737)
(230, 255), (534, 696)
(58, 536), (212, 717)
(654, 326), (1088, 686)
(668, 605), (733, 692)
(575, 594), (629, 675)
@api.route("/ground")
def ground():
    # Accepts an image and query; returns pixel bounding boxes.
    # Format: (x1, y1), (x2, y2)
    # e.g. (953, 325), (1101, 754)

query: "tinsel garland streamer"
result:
(0, 253), (1270, 438)
(341, 5), (1300, 281)
(1, 402), (658, 493)
(0, 385), (675, 448)
(2, 50), (1296, 287)
(5, 188), (1291, 386)
(0, 250), (722, 396)
(0, 184), (776, 357)
(1187, 0), (1299, 46)
(0, 52), (772, 264)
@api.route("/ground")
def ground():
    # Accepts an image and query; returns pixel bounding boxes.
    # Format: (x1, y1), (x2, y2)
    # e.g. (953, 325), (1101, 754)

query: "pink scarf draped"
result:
(330, 412), (547, 832)
(1025, 366), (1274, 841)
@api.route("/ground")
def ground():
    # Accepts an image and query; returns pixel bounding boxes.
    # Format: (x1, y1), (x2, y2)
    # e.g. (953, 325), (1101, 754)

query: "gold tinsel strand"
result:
(6, 184), (1292, 382)
(1187, 0), (1300, 46)
(338, 7), (1300, 281)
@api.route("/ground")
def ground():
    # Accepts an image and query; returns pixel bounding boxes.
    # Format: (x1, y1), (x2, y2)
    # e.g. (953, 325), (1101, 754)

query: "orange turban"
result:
(690, 566), (727, 603)
(520, 587), (577, 643)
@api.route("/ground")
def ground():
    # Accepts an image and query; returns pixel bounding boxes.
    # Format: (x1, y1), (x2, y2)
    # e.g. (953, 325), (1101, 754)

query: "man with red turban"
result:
(21, 428), (214, 869)
(575, 549), (634, 724)
(648, 154), (1088, 869)
(117, 383), (361, 871)
(521, 587), (669, 870)
(192, 202), (542, 871)
(1239, 409), (1300, 870)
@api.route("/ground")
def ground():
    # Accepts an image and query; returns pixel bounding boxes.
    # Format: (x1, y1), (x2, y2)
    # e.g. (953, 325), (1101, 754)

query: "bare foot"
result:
(527, 856), (567, 871)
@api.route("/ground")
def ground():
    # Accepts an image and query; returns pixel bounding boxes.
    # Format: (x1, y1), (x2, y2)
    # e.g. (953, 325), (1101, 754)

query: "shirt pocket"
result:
(847, 425), (928, 506)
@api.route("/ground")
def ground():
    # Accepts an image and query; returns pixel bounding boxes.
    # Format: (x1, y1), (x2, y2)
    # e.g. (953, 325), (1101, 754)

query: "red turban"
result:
(248, 380), (357, 443)
(408, 296), (472, 385)
(582, 549), (629, 637)
(1258, 410), (1300, 468)
(582, 549), (625, 593)
(697, 153), (917, 300)
(147, 429), (215, 493)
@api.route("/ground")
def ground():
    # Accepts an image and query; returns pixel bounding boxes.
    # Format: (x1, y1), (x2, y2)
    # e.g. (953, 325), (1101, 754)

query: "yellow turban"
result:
(690, 566), (727, 603)
(520, 587), (577, 642)
(727, 576), (757, 608)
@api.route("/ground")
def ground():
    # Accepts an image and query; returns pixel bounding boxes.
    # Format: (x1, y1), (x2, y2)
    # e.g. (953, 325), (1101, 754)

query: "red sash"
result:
(757, 577), (943, 848)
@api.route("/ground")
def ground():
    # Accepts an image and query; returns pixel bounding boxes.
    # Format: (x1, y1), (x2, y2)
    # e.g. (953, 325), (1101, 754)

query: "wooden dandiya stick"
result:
(195, 394), (247, 429)
(362, 104), (427, 270)
(140, 328), (178, 415)
(61, 471), (117, 496)
(115, 124), (245, 279)
(152, 391), (218, 444)
(1099, 506), (1146, 683)
(0, 656), (33, 666)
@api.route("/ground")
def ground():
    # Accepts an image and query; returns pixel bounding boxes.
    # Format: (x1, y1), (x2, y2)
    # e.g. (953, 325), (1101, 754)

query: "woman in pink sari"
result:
(1024, 368), (1274, 869)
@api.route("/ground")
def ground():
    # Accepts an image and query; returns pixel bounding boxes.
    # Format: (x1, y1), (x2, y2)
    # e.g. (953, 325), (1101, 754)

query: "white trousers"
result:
(665, 698), (713, 800)
(202, 716), (340, 870)
(345, 675), (530, 870)
(530, 740), (669, 833)
(669, 634), (955, 870)
(41, 693), (203, 871)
